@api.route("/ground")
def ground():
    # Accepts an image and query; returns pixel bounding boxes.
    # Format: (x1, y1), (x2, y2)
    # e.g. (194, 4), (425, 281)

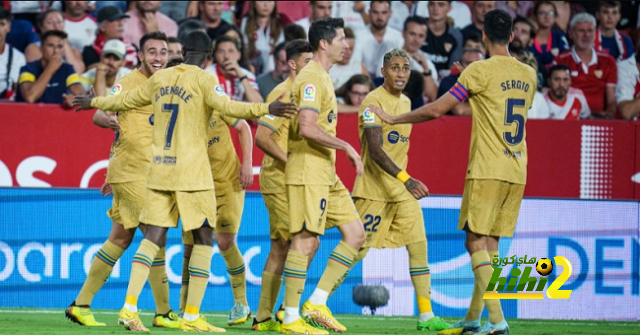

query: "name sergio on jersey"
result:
(154, 85), (193, 103)
(501, 80), (531, 93)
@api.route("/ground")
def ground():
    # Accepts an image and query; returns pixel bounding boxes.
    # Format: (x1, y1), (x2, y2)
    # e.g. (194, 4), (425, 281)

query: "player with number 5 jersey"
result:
(370, 10), (536, 335)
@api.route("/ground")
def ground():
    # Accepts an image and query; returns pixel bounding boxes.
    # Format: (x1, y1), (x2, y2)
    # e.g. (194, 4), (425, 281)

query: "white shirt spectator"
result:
(410, 50), (439, 84)
(65, 14), (98, 51)
(616, 61), (640, 103)
(389, 1), (415, 32)
(527, 91), (551, 119)
(416, 1), (472, 29)
(294, 17), (311, 35)
(241, 17), (285, 75)
(78, 67), (131, 92)
(0, 44), (27, 99)
(205, 63), (259, 102)
(330, 42), (364, 89)
(10, 1), (44, 14)
(358, 26), (404, 76)
(333, 1), (369, 31)
(542, 88), (591, 120)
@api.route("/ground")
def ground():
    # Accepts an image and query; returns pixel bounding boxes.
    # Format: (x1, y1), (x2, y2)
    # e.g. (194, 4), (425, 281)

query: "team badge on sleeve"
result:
(363, 108), (375, 123)
(110, 84), (122, 96)
(214, 85), (226, 96)
(303, 84), (316, 101)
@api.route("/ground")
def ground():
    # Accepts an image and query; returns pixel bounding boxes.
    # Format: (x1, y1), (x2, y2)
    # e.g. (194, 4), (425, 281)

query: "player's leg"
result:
(66, 220), (134, 326)
(281, 184), (329, 335)
(179, 233), (194, 313)
(215, 190), (250, 325)
(303, 181), (364, 333)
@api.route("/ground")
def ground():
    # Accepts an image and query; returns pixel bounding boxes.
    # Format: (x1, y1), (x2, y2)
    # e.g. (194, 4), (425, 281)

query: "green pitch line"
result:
(0, 309), (637, 335)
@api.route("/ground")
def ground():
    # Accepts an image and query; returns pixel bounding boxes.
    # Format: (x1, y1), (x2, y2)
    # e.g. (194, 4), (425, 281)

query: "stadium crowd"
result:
(0, 1), (639, 120)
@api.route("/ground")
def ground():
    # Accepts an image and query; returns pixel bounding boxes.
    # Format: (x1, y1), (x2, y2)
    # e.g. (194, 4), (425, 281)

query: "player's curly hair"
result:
(382, 48), (410, 67)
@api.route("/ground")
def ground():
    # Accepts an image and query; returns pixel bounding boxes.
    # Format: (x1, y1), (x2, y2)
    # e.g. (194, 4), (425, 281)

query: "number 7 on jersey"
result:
(162, 104), (179, 149)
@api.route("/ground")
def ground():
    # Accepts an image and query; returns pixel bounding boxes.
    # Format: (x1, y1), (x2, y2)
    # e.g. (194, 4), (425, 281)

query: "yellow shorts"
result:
(263, 192), (290, 241)
(140, 188), (216, 232)
(458, 179), (525, 237)
(107, 180), (146, 229)
(182, 190), (244, 245)
(287, 179), (359, 236)
(354, 198), (426, 249)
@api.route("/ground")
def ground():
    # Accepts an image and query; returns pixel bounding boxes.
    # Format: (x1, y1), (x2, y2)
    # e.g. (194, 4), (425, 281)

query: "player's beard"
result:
(142, 60), (155, 76)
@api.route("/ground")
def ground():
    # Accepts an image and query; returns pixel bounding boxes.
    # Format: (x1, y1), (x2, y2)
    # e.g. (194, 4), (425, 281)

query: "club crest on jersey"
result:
(328, 110), (336, 123)
(214, 85), (226, 96)
(444, 43), (452, 53)
(594, 70), (603, 79)
(304, 84), (316, 101)
(363, 108), (375, 123)
(110, 84), (122, 96)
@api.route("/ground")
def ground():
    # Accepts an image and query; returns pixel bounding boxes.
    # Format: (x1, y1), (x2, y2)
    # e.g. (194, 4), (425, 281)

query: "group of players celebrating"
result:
(64, 8), (532, 335)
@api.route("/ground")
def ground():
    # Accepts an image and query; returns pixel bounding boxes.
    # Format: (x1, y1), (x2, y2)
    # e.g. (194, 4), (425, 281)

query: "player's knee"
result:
(347, 230), (366, 249)
(109, 234), (133, 249)
(193, 227), (214, 246)
(215, 233), (236, 251)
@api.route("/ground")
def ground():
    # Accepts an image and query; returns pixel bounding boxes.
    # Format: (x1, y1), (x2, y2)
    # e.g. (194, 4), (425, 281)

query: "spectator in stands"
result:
(16, 30), (83, 104)
(404, 70), (425, 109)
(241, 1), (284, 75)
(336, 74), (374, 113)
(463, 32), (486, 55)
(220, 25), (254, 73)
(9, 1), (46, 27)
(6, 16), (39, 54)
(167, 36), (182, 58)
(402, 16), (438, 102)
(413, 1), (473, 30)
(542, 64), (591, 120)
(78, 39), (130, 96)
(615, 52), (640, 120)
(158, 1), (189, 23)
(123, 1), (178, 49)
(257, 41), (287, 100)
(0, 8), (27, 100)
(63, 1), (97, 51)
(389, 1), (417, 32)
(284, 23), (307, 41)
(275, 1), (310, 23)
(332, 1), (369, 31)
(25, 9), (85, 74)
(436, 47), (484, 115)
(516, 51), (550, 119)
(511, 16), (535, 51)
(495, 1), (534, 19)
(421, 1), (464, 78)
(551, 1), (586, 33)
(595, 0), (636, 85)
(462, 1), (495, 39)
(530, 2), (569, 68)
(206, 35), (263, 102)
(197, 1), (231, 42)
(555, 13), (617, 119)
(359, 1), (404, 80)
(294, 1), (333, 34)
(83, 6), (138, 68)
(329, 27), (364, 89)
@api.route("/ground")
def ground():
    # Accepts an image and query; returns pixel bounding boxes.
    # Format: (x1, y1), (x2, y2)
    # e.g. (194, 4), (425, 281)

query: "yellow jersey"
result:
(105, 69), (152, 183)
(286, 61), (338, 186)
(92, 63), (269, 191)
(258, 78), (292, 194)
(208, 111), (242, 195)
(352, 87), (414, 202)
(451, 56), (536, 185)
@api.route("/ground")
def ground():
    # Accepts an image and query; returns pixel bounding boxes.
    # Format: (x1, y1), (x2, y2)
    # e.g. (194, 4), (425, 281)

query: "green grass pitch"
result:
(0, 309), (637, 334)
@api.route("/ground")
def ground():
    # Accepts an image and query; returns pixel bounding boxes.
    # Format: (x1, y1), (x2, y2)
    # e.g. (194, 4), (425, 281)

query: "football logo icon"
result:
(536, 258), (553, 276)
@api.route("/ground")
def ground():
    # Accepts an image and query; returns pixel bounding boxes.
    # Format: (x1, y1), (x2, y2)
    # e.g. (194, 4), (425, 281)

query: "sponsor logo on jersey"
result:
(304, 85), (316, 101)
(363, 108), (375, 123)
(214, 85), (226, 96)
(149, 114), (154, 125)
(327, 110), (336, 123)
(110, 84), (122, 96)
(388, 131), (400, 144)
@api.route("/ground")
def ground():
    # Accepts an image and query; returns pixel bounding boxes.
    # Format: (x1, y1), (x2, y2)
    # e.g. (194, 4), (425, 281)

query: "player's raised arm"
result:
(369, 93), (461, 125)
(73, 78), (153, 112)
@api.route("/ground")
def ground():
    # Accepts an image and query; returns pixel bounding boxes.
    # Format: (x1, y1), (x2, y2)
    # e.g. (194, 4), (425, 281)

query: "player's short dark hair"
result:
(183, 31), (212, 53)
(167, 56), (184, 68)
(285, 39), (312, 61)
(140, 31), (168, 51)
(168, 36), (181, 44)
(463, 32), (484, 46)
(41, 30), (68, 43)
(178, 19), (206, 44)
(403, 15), (428, 32)
(513, 16), (535, 39)
(598, 1), (621, 11)
(370, 1), (392, 8)
(309, 17), (345, 52)
(0, 7), (11, 21)
(214, 35), (240, 52)
(548, 64), (571, 77)
(483, 9), (513, 45)
(284, 23), (306, 41)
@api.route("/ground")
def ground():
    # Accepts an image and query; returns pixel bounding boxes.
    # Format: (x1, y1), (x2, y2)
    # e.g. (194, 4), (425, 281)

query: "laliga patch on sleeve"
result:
(214, 85), (226, 96)
(303, 84), (316, 101)
(265, 114), (276, 120)
(363, 108), (375, 123)
(110, 84), (122, 96)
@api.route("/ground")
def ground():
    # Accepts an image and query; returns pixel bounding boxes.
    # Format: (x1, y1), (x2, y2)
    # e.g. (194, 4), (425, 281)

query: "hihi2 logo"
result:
(483, 255), (573, 300)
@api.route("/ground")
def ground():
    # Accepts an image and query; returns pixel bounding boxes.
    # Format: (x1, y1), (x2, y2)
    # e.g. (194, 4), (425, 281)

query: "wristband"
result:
(396, 170), (411, 183)
(239, 75), (248, 82)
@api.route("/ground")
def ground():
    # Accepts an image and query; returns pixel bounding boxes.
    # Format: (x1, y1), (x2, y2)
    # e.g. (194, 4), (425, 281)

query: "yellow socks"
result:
(124, 239), (160, 312)
(471, 250), (504, 324)
(148, 247), (171, 315)
(184, 245), (213, 321)
(179, 255), (190, 313)
(407, 241), (434, 321)
(256, 271), (283, 321)
(76, 240), (124, 306)
(221, 245), (248, 306)
(311, 241), (357, 305)
(465, 250), (496, 321)
(283, 250), (308, 322)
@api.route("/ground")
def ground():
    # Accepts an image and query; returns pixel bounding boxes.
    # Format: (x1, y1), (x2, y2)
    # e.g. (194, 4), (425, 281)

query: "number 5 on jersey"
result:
(504, 98), (525, 146)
